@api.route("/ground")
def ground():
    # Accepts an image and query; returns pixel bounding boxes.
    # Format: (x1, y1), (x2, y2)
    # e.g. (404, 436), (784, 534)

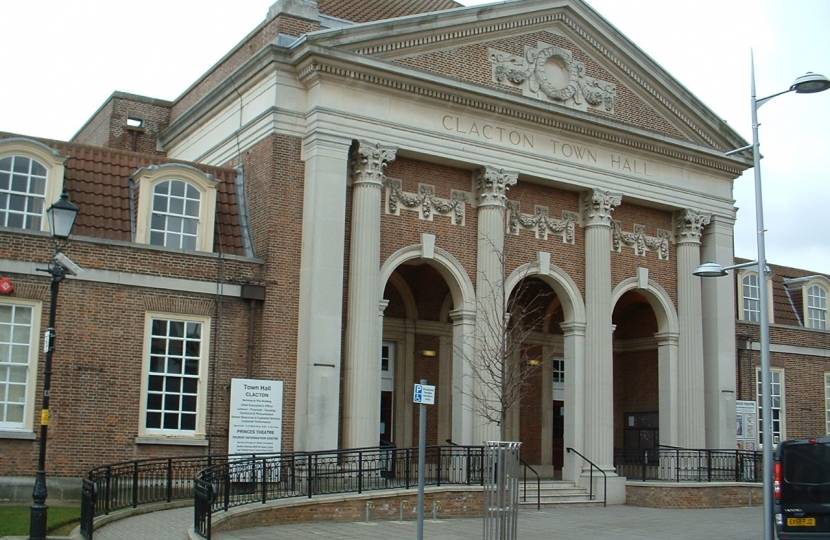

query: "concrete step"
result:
(518, 480), (603, 508)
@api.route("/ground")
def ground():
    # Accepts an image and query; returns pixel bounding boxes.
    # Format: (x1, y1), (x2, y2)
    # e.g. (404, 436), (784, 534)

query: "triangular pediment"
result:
(299, 0), (747, 156)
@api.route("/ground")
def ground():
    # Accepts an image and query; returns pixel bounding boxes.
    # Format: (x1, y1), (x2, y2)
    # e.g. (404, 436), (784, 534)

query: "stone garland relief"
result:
(507, 201), (577, 244)
(612, 222), (671, 260)
(490, 42), (616, 113)
(385, 178), (467, 225)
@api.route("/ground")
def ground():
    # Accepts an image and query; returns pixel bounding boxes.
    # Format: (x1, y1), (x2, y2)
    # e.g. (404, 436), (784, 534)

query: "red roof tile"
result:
(0, 132), (246, 257)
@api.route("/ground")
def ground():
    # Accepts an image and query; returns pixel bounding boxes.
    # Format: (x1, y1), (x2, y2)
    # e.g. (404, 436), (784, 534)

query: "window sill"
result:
(0, 430), (37, 440)
(135, 436), (208, 447)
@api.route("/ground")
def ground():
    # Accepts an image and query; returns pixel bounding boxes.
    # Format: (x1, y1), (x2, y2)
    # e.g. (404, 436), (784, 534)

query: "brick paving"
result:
(78, 504), (764, 540)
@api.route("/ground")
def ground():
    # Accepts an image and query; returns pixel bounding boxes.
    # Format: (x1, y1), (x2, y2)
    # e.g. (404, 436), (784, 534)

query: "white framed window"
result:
(0, 138), (67, 234)
(825, 373), (830, 435)
(139, 313), (210, 438)
(133, 164), (218, 252)
(737, 270), (774, 323)
(0, 299), (42, 432)
(807, 284), (827, 330)
(742, 274), (760, 323)
(757, 367), (784, 445)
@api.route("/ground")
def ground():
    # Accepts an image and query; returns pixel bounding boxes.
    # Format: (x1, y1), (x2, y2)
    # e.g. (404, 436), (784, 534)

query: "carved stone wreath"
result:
(490, 42), (616, 113)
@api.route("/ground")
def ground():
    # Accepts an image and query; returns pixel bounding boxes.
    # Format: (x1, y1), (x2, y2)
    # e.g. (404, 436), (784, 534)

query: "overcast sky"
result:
(1, 0), (828, 274)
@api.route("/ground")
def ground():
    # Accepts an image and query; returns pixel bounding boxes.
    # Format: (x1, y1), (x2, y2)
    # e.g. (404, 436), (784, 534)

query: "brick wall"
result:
(212, 488), (484, 534)
(626, 483), (763, 508)
(72, 94), (172, 156)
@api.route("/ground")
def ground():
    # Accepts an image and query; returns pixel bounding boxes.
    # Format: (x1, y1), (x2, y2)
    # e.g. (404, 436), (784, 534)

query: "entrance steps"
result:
(518, 480), (604, 508)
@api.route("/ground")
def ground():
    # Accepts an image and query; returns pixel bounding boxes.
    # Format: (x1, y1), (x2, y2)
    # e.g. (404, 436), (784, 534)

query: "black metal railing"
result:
(566, 447), (607, 507)
(80, 454), (220, 539)
(613, 447), (762, 482)
(520, 458), (541, 510)
(194, 444), (486, 539)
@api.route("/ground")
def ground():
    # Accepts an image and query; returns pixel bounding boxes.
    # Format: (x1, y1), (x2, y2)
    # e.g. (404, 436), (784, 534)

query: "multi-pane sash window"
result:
(0, 303), (34, 429)
(757, 368), (784, 445)
(145, 318), (203, 433)
(742, 274), (761, 322)
(0, 155), (47, 231)
(807, 285), (827, 330)
(552, 358), (565, 384)
(150, 180), (201, 250)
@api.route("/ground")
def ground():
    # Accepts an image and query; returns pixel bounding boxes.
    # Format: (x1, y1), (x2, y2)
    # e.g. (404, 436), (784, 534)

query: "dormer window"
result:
(807, 284), (827, 330)
(783, 276), (829, 331)
(737, 270), (774, 323)
(151, 179), (202, 250)
(0, 138), (67, 234)
(0, 155), (47, 230)
(133, 164), (218, 252)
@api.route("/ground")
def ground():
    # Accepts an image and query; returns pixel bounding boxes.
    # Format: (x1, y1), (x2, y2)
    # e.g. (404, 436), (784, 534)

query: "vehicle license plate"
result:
(787, 517), (816, 527)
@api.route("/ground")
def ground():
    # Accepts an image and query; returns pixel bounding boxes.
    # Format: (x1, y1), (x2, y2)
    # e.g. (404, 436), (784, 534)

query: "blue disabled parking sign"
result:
(413, 383), (435, 405)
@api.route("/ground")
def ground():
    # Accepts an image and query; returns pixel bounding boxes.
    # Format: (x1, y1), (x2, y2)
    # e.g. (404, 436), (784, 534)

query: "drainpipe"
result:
(241, 285), (266, 378)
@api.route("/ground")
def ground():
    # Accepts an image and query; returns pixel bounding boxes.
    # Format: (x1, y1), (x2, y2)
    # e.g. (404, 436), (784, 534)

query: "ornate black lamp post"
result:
(30, 190), (79, 540)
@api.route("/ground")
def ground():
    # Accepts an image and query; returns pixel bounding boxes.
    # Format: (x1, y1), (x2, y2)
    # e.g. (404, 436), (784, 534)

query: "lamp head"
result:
(47, 189), (79, 240)
(790, 72), (830, 94)
(693, 261), (728, 278)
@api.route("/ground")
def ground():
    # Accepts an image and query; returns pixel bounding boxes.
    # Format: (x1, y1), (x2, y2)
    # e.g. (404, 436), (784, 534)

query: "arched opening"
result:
(612, 291), (659, 454)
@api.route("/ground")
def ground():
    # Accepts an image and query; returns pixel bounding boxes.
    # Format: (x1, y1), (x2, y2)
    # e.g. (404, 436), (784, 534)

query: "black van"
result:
(775, 436), (830, 538)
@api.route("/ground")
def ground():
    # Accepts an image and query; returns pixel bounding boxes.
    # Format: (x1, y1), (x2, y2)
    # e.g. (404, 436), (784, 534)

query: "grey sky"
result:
(1, 0), (827, 273)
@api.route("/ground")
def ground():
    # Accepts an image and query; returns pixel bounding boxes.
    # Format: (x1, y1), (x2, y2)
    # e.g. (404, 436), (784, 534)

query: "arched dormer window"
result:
(783, 275), (829, 331)
(133, 164), (218, 252)
(737, 270), (774, 323)
(0, 138), (67, 234)
(807, 283), (827, 330)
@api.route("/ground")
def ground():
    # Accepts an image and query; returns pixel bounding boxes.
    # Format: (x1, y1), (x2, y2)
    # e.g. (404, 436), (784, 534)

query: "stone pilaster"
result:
(342, 141), (397, 449)
(674, 208), (711, 448)
(295, 133), (353, 452)
(450, 308), (477, 446)
(473, 166), (517, 443)
(581, 189), (620, 469)
(700, 213), (738, 449)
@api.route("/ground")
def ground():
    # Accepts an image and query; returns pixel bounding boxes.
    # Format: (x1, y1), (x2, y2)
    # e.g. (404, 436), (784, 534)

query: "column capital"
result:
(654, 331), (680, 346)
(559, 321), (587, 337)
(351, 140), (397, 187)
(449, 308), (477, 325)
(674, 208), (711, 244)
(581, 189), (621, 227)
(474, 166), (518, 208)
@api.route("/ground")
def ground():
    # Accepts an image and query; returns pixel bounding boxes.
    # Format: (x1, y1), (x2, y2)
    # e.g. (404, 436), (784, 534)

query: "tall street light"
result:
(30, 189), (79, 540)
(695, 54), (830, 540)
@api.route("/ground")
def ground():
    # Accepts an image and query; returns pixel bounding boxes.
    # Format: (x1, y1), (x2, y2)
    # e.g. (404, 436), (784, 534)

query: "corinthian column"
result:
(342, 141), (397, 449)
(674, 208), (711, 449)
(473, 166), (517, 443)
(581, 189), (621, 469)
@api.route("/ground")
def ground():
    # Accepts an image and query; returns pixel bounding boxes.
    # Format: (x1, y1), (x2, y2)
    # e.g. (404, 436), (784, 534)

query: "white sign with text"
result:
(229, 378), (283, 455)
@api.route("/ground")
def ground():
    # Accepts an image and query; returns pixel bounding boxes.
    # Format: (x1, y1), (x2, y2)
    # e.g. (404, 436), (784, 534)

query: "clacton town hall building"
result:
(1, 0), (828, 505)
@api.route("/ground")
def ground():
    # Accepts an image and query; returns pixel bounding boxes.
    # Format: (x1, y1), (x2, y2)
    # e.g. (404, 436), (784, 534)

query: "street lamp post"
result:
(29, 190), (79, 540)
(695, 55), (829, 540)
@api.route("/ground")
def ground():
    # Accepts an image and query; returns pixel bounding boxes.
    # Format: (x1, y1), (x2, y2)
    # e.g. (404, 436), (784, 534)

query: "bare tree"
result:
(464, 233), (559, 442)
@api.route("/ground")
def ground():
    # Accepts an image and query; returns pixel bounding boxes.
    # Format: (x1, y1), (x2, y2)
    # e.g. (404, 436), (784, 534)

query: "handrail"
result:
(613, 447), (762, 483)
(519, 458), (541, 510)
(193, 444), (486, 539)
(566, 447), (607, 507)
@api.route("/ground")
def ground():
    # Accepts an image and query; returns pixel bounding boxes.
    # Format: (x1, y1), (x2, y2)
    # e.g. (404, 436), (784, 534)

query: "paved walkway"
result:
(87, 504), (765, 540)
